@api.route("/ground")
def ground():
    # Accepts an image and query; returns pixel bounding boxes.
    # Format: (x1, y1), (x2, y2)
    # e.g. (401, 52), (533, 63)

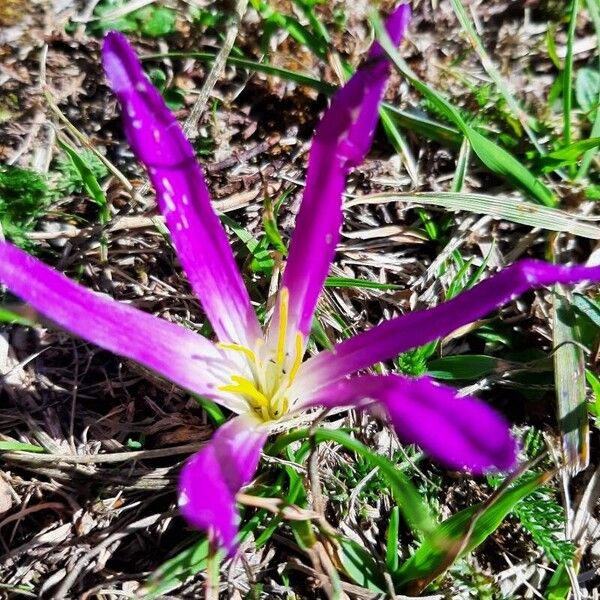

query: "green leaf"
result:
(572, 293), (600, 328)
(192, 396), (226, 426)
(337, 537), (386, 592)
(563, 0), (580, 148)
(324, 277), (403, 291)
(585, 369), (600, 418)
(0, 307), (37, 327)
(544, 562), (574, 600)
(0, 440), (45, 453)
(140, 6), (176, 37)
(263, 197), (287, 255)
(386, 506), (400, 572)
(538, 137), (600, 171)
(394, 471), (550, 594)
(143, 538), (209, 598)
(57, 139), (109, 224)
(552, 289), (588, 474)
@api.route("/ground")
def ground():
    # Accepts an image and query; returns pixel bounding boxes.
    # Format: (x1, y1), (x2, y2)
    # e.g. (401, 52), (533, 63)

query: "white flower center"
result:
(217, 289), (304, 421)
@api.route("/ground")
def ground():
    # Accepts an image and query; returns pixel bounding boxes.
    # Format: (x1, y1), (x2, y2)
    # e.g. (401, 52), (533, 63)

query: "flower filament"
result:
(218, 289), (303, 421)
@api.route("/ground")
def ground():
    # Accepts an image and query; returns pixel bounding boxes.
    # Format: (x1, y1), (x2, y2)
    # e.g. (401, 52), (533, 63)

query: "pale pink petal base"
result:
(178, 415), (267, 555)
(306, 374), (517, 473)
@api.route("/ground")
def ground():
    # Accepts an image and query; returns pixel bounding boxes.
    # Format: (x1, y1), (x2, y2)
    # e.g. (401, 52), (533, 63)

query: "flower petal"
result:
(306, 374), (516, 473)
(178, 414), (267, 554)
(0, 242), (246, 411)
(271, 5), (411, 346)
(102, 32), (261, 347)
(297, 260), (600, 393)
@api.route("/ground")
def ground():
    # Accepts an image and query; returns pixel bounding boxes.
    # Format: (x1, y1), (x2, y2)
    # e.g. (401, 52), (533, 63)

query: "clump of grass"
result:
(0, 166), (49, 249)
(88, 0), (177, 37)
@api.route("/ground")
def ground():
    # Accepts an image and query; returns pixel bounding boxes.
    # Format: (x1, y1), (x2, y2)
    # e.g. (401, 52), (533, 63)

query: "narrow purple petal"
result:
(271, 5), (411, 348)
(102, 32), (261, 347)
(0, 242), (246, 411)
(179, 415), (267, 554)
(306, 374), (517, 473)
(297, 260), (600, 394)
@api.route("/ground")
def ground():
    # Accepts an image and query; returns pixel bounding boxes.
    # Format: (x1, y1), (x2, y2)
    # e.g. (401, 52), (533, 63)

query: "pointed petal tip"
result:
(301, 374), (518, 476)
(388, 3), (412, 38)
(101, 31), (146, 95)
(178, 416), (267, 556)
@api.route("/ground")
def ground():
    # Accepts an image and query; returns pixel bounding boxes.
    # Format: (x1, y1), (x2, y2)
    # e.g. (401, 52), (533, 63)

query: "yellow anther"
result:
(219, 375), (269, 409)
(288, 332), (304, 382)
(276, 288), (289, 368)
(217, 342), (258, 366)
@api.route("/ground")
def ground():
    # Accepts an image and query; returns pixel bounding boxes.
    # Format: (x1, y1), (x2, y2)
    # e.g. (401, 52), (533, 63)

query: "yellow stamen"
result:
(288, 332), (304, 382)
(217, 342), (258, 366)
(276, 288), (289, 368)
(220, 375), (269, 408)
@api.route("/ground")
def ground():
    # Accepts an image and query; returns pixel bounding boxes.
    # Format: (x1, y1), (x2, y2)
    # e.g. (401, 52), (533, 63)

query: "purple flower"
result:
(1, 4), (599, 554)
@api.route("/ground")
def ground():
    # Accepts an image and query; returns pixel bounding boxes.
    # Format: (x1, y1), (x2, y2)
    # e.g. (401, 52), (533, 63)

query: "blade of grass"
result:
(552, 287), (589, 475)
(450, 0), (545, 156)
(451, 137), (471, 192)
(577, 0), (600, 180)
(394, 468), (552, 594)
(380, 106), (418, 185)
(324, 277), (403, 291)
(386, 506), (400, 572)
(0, 440), (45, 453)
(142, 538), (209, 599)
(563, 0), (580, 150)
(346, 191), (600, 239)
(57, 138), (110, 225)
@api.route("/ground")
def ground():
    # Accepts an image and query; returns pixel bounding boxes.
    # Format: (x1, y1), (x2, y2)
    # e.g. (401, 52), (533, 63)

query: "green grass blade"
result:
(349, 191), (600, 239)
(452, 137), (471, 192)
(577, 0), (600, 179)
(143, 538), (209, 598)
(544, 562), (573, 600)
(0, 307), (37, 327)
(552, 288), (589, 474)
(380, 106), (418, 184)
(57, 138), (109, 225)
(539, 137), (600, 172)
(427, 354), (507, 381)
(450, 0), (544, 155)
(394, 470), (551, 594)
(563, 0), (580, 149)
(0, 440), (45, 453)
(338, 538), (386, 592)
(324, 277), (403, 291)
(386, 506), (400, 572)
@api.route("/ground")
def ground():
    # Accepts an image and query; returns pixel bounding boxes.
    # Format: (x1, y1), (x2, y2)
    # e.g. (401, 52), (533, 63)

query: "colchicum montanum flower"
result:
(1, 4), (600, 554)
